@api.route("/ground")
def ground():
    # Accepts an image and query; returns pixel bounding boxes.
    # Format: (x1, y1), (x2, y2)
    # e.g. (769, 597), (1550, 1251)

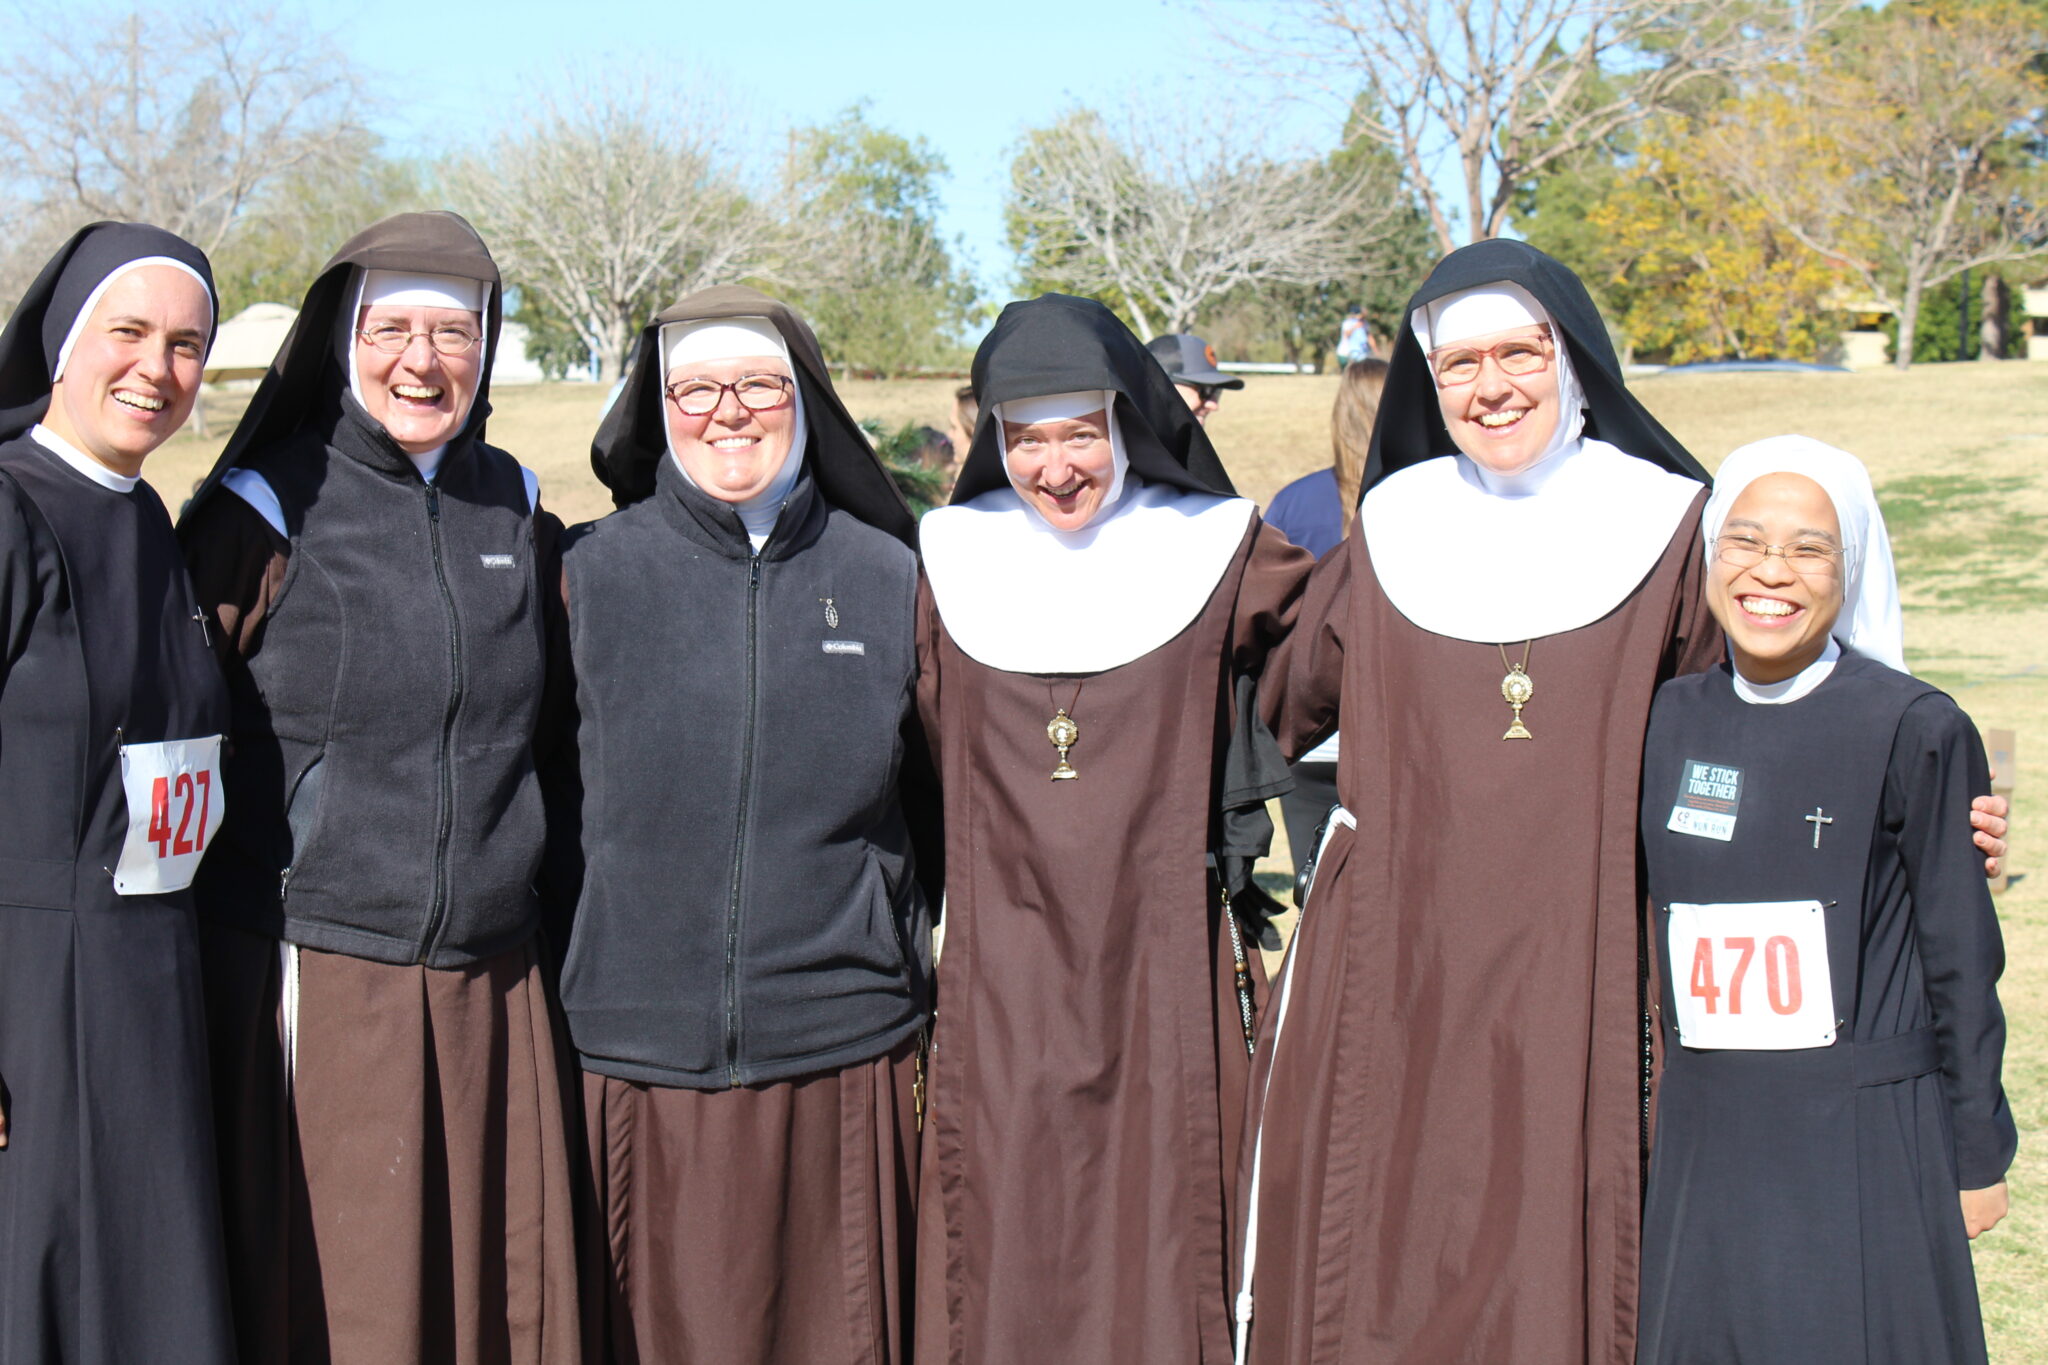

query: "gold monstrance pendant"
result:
(1501, 664), (1534, 740)
(1047, 708), (1080, 780)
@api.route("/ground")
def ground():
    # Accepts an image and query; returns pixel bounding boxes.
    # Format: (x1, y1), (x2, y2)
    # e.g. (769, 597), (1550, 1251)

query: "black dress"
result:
(0, 436), (235, 1363)
(1638, 652), (2015, 1365)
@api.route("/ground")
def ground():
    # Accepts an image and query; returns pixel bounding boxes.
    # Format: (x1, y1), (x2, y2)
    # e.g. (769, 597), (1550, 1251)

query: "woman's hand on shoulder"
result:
(1971, 785), (2008, 880)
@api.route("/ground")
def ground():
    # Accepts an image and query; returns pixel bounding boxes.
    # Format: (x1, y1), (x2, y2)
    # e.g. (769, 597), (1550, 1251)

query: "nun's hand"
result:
(1960, 1182), (2008, 1238)
(1972, 784), (2008, 880)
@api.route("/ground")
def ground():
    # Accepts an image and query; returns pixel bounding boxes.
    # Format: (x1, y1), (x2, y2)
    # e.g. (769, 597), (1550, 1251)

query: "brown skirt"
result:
(203, 925), (583, 1365)
(581, 1036), (921, 1365)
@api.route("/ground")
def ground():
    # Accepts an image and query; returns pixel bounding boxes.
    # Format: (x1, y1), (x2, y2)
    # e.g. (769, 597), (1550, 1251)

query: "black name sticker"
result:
(1669, 759), (1742, 841)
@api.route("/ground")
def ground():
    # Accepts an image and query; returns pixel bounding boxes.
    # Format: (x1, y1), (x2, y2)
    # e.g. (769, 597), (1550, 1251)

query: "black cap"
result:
(1145, 332), (1244, 389)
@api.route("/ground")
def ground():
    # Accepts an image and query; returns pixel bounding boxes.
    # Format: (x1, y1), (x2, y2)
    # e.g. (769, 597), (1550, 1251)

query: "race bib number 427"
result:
(1667, 900), (1836, 1050)
(114, 735), (225, 896)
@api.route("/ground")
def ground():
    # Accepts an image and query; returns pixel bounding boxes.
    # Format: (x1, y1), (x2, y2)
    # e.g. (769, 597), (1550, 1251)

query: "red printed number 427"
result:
(147, 770), (213, 858)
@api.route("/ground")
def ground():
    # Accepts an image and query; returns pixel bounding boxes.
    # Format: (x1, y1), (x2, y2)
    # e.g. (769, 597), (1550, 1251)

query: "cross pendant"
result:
(192, 608), (211, 648)
(1804, 806), (1834, 849)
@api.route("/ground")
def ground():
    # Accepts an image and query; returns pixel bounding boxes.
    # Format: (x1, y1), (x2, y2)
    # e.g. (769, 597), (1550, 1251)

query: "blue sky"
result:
(338, 0), (1346, 296)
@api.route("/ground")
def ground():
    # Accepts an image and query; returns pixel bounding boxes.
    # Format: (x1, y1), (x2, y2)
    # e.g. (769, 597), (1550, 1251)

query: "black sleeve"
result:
(533, 517), (584, 960)
(1886, 692), (2016, 1188)
(0, 477), (41, 682)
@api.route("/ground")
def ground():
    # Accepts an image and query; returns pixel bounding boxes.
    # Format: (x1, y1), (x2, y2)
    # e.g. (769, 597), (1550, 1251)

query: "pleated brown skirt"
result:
(203, 924), (584, 1365)
(580, 1036), (921, 1365)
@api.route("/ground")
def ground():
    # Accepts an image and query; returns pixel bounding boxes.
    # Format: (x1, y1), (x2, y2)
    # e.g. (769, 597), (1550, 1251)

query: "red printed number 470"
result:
(147, 770), (213, 859)
(1688, 935), (1802, 1016)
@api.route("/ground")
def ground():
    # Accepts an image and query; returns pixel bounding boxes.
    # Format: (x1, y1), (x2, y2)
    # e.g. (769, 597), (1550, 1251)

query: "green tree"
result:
(778, 105), (979, 376)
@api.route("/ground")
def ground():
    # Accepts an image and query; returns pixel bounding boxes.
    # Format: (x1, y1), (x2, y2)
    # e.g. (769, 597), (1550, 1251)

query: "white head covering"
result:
(1358, 279), (1702, 643)
(920, 389), (1253, 673)
(658, 315), (807, 552)
(342, 268), (492, 479)
(1703, 436), (1906, 675)
(50, 256), (215, 382)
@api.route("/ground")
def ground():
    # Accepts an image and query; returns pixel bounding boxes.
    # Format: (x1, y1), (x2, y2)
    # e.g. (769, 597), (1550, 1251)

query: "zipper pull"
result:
(749, 558), (760, 587)
(425, 485), (440, 521)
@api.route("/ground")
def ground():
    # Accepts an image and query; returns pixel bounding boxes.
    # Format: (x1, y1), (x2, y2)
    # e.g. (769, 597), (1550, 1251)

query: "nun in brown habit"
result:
(177, 211), (581, 1365)
(554, 285), (938, 1364)
(911, 294), (1314, 1364)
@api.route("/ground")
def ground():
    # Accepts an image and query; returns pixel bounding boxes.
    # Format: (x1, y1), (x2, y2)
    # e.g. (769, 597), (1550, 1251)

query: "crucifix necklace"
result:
(1498, 641), (1534, 741)
(1045, 680), (1084, 780)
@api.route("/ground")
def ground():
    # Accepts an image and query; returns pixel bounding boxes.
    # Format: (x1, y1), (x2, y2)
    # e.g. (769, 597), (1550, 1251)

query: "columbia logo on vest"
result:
(479, 554), (515, 568)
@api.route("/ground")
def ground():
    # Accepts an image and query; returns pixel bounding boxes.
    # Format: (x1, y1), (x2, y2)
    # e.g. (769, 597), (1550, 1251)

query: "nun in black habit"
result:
(552, 284), (939, 1365)
(177, 211), (580, 1365)
(0, 223), (235, 1363)
(912, 295), (1314, 1364)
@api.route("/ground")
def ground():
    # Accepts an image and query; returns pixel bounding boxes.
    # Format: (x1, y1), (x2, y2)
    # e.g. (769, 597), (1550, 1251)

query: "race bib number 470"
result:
(1667, 900), (1836, 1050)
(114, 735), (225, 896)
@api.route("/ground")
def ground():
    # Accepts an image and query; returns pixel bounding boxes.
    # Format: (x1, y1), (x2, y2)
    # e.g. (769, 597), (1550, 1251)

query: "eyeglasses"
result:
(357, 323), (482, 356)
(1714, 534), (1844, 577)
(1190, 383), (1224, 404)
(664, 374), (794, 416)
(1429, 332), (1553, 388)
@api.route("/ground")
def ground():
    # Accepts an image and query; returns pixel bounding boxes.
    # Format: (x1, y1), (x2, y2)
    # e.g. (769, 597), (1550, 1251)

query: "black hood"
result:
(951, 293), (1237, 505)
(590, 283), (916, 547)
(1363, 239), (1708, 494)
(182, 210), (503, 522)
(0, 221), (217, 443)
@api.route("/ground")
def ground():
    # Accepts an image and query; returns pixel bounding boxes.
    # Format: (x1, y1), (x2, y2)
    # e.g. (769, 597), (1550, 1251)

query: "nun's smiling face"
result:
(1003, 411), (1115, 531)
(45, 265), (211, 477)
(354, 304), (483, 454)
(1708, 472), (1845, 684)
(1432, 323), (1559, 477)
(665, 355), (799, 503)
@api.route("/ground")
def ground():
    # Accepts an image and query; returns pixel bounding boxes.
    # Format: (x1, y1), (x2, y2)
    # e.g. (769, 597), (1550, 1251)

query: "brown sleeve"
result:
(1230, 520), (1317, 676)
(181, 489), (290, 667)
(1665, 491), (1723, 681)
(914, 571), (943, 774)
(1257, 527), (1350, 762)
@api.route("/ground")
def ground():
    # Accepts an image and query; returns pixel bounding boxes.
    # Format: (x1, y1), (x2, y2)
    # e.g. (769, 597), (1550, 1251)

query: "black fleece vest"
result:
(207, 407), (546, 966)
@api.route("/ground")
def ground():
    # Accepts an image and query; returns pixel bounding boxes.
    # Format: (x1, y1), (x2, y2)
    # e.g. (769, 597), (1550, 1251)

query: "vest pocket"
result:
(282, 755), (326, 872)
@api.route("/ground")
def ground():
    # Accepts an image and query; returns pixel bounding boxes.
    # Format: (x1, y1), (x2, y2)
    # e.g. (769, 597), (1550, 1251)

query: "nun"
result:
(177, 211), (579, 1364)
(0, 223), (235, 1362)
(555, 285), (938, 1364)
(1636, 437), (2012, 1364)
(913, 294), (1314, 1364)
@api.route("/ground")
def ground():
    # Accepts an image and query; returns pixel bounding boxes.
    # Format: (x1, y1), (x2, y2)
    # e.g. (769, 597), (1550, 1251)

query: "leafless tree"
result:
(1007, 108), (1410, 339)
(445, 83), (781, 383)
(0, 4), (369, 259)
(1706, 1), (2048, 369)
(1233, 0), (1828, 250)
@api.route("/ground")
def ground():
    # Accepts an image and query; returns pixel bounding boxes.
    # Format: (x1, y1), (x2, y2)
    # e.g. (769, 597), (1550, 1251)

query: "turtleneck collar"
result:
(1731, 637), (1841, 706)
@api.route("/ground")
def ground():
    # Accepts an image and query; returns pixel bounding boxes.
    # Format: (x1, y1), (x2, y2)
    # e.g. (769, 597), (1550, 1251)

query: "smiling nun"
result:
(1636, 437), (2012, 1364)
(913, 294), (1314, 1364)
(0, 223), (234, 1363)
(556, 285), (937, 1364)
(177, 211), (578, 1364)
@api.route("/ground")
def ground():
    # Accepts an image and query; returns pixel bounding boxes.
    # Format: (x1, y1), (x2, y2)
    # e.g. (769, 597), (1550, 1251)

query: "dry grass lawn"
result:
(147, 363), (2047, 1355)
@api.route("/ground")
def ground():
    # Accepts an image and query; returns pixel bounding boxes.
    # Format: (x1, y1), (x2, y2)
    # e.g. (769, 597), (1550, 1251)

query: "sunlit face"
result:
(43, 265), (211, 478)
(1707, 472), (1846, 684)
(354, 303), (484, 454)
(1432, 323), (1560, 477)
(1002, 410), (1116, 531)
(664, 355), (799, 504)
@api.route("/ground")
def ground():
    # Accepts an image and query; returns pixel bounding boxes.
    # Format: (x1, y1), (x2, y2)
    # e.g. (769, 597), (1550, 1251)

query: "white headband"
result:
(663, 318), (790, 373)
(993, 388), (1130, 530)
(52, 256), (214, 382)
(1703, 436), (1907, 673)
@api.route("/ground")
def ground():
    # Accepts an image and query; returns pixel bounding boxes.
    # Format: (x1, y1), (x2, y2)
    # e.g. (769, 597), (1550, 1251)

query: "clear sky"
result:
(337, 0), (1345, 298)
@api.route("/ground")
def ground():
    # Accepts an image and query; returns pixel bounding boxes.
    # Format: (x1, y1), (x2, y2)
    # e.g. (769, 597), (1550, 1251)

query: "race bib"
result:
(1667, 900), (1836, 1050)
(114, 735), (225, 896)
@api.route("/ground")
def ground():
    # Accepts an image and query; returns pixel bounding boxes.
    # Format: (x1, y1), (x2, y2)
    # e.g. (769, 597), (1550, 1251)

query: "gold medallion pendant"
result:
(1498, 641), (1534, 740)
(1047, 708), (1080, 780)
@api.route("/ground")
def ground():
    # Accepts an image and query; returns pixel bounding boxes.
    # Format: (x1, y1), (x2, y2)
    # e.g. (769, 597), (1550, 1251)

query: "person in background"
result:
(944, 383), (977, 465)
(1146, 331), (1243, 425)
(0, 221), (235, 1365)
(1636, 437), (2012, 1365)
(1336, 301), (1373, 364)
(1262, 357), (1388, 873)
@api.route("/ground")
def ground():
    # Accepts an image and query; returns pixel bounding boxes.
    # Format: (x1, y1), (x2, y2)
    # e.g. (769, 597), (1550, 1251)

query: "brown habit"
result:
(913, 523), (1308, 1364)
(1246, 501), (1718, 1365)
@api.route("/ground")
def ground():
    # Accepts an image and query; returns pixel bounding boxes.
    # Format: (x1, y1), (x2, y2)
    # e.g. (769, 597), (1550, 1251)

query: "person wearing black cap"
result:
(556, 285), (937, 1364)
(914, 295), (1313, 1363)
(177, 211), (580, 1364)
(1234, 240), (2008, 1364)
(0, 222), (236, 1363)
(1146, 331), (1244, 425)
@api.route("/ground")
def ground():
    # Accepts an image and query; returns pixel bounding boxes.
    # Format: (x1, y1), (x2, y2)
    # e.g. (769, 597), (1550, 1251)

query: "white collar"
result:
(920, 480), (1255, 673)
(411, 443), (448, 482)
(1731, 637), (1841, 706)
(1357, 438), (1702, 642)
(30, 423), (140, 493)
